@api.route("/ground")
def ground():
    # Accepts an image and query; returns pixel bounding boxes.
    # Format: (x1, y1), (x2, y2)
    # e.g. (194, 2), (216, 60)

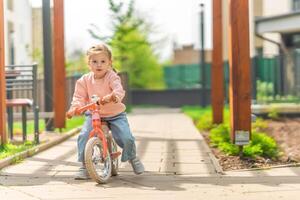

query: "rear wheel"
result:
(85, 137), (111, 184)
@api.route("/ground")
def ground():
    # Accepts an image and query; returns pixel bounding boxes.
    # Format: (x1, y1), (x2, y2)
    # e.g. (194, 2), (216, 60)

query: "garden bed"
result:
(202, 118), (300, 171)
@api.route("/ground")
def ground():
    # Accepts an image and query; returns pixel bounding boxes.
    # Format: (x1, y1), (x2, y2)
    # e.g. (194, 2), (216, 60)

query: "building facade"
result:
(4, 0), (32, 65)
(255, 0), (300, 95)
(171, 44), (212, 65)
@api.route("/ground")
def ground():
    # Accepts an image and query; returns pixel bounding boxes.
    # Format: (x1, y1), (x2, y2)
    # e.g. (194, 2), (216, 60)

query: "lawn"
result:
(0, 116), (84, 161)
(12, 116), (85, 135)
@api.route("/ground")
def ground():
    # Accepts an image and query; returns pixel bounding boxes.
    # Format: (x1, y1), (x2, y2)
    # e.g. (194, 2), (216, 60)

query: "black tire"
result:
(85, 137), (111, 184)
(111, 139), (119, 176)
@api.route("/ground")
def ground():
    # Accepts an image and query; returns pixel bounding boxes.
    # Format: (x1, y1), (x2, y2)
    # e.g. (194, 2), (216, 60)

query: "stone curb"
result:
(227, 162), (300, 172)
(0, 126), (82, 170)
(197, 131), (225, 175)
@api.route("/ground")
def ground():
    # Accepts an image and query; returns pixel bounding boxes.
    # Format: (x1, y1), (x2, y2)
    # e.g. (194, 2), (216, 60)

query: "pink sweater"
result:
(69, 70), (126, 117)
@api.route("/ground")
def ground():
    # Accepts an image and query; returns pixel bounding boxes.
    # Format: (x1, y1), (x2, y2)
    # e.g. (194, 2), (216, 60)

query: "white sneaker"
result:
(129, 157), (144, 175)
(74, 166), (90, 180)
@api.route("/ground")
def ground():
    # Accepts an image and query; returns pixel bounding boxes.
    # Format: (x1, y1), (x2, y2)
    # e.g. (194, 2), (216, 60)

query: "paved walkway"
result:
(1, 108), (300, 200)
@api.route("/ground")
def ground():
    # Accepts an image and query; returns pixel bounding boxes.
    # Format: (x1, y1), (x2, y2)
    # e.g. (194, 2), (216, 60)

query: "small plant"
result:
(256, 80), (274, 103)
(218, 142), (240, 155)
(196, 115), (214, 131)
(252, 117), (268, 131)
(243, 144), (263, 157)
(209, 124), (230, 146)
(251, 131), (279, 158)
(209, 125), (240, 155)
(183, 106), (279, 159)
(268, 107), (279, 120)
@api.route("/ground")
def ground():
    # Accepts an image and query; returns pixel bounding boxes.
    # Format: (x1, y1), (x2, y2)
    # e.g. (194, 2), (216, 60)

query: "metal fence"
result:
(163, 51), (300, 104)
(9, 72), (129, 113)
(8, 52), (300, 112)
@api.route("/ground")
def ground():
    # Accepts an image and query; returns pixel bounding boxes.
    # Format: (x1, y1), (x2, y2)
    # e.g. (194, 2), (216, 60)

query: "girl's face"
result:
(88, 53), (112, 79)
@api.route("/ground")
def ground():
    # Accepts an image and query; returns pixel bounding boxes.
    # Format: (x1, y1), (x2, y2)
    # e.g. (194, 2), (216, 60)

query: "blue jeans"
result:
(77, 112), (136, 162)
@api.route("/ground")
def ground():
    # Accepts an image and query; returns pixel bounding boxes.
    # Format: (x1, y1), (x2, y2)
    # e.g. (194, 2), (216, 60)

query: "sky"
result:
(30, 0), (212, 61)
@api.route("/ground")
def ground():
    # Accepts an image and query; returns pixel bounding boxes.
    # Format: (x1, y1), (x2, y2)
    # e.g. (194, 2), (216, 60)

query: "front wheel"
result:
(111, 138), (119, 176)
(85, 137), (112, 184)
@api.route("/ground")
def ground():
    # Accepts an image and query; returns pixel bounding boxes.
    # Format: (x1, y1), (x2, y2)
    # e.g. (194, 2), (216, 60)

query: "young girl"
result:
(67, 43), (144, 180)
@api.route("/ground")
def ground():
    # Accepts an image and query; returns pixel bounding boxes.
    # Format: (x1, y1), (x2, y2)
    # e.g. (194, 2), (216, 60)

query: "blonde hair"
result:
(86, 43), (112, 61)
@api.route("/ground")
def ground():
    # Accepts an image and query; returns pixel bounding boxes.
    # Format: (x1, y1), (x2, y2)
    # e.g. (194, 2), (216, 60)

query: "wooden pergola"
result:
(1, 0), (251, 145)
(0, 0), (66, 144)
(211, 0), (251, 143)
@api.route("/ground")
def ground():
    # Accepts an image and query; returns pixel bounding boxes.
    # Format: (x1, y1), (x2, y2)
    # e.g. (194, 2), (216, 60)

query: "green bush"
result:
(218, 142), (239, 155)
(243, 144), (263, 157)
(209, 124), (230, 146)
(183, 106), (279, 159)
(257, 80), (274, 103)
(182, 106), (210, 121)
(251, 132), (278, 158)
(252, 117), (268, 131)
(196, 115), (214, 131)
(209, 125), (239, 155)
(268, 107), (279, 120)
(209, 126), (278, 158)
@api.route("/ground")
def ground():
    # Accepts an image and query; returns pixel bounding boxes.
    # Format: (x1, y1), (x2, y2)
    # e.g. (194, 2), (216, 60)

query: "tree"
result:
(88, 0), (164, 89)
(65, 49), (89, 76)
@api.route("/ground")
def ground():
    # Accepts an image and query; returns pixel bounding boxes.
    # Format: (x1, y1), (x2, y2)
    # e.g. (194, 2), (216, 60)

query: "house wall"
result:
(4, 0), (32, 65)
(222, 0), (260, 60)
(262, 0), (290, 55)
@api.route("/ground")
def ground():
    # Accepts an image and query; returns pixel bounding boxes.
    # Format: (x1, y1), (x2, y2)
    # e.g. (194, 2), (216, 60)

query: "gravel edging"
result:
(0, 126), (82, 170)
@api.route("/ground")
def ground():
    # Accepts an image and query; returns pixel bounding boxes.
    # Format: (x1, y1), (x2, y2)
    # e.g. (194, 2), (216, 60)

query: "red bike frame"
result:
(74, 102), (109, 159)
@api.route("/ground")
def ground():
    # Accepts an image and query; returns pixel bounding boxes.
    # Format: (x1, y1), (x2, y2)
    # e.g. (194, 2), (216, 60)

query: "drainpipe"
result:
(255, 32), (286, 96)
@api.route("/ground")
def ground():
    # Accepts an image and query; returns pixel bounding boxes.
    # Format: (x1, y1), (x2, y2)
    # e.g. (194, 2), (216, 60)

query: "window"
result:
(282, 33), (300, 48)
(7, 0), (13, 11)
(293, 34), (300, 47)
(292, 0), (300, 11)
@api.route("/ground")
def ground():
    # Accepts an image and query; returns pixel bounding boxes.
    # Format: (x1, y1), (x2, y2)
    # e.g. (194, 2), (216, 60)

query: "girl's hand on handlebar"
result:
(100, 93), (118, 105)
(66, 111), (73, 119)
(66, 108), (79, 119)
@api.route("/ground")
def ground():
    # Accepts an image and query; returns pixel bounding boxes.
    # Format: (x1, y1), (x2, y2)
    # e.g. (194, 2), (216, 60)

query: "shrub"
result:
(196, 115), (214, 131)
(257, 80), (274, 103)
(243, 144), (263, 157)
(252, 117), (268, 131)
(268, 107), (279, 120)
(183, 106), (279, 159)
(208, 123), (279, 158)
(251, 131), (279, 158)
(209, 124), (230, 146)
(218, 142), (239, 155)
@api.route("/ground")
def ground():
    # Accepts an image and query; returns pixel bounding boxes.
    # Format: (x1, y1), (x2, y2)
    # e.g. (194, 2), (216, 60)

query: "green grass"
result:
(12, 116), (85, 135)
(0, 141), (34, 160)
(57, 116), (85, 132)
(1, 116), (85, 161)
(182, 106), (230, 130)
(13, 119), (45, 136)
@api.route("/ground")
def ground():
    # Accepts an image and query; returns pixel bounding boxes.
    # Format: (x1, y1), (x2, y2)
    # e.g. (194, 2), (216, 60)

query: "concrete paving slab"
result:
(1, 108), (300, 199)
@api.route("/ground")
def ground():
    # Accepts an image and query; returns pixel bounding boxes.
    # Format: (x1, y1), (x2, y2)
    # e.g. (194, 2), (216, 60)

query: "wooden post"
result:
(212, 0), (224, 124)
(53, 0), (66, 128)
(0, 0), (7, 144)
(228, 0), (251, 144)
(42, 0), (54, 131)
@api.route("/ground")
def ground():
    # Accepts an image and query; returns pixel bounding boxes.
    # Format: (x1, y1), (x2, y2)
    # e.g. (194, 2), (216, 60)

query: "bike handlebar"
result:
(66, 93), (117, 119)
(66, 101), (100, 119)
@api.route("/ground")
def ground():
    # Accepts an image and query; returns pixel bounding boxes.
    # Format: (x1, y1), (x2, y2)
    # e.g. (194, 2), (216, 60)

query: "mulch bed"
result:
(201, 118), (300, 171)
